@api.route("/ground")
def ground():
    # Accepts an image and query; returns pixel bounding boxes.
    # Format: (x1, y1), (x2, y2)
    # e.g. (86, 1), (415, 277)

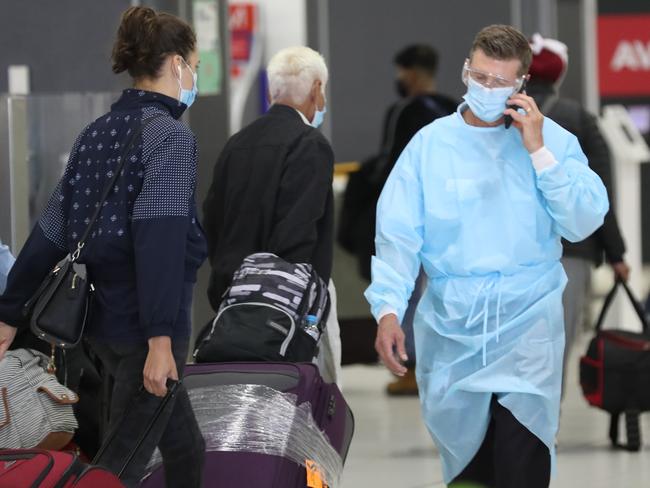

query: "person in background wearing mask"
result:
(527, 34), (629, 397)
(390, 45), (459, 175)
(0, 239), (15, 295)
(0, 7), (206, 486)
(367, 25), (608, 487)
(203, 46), (334, 314)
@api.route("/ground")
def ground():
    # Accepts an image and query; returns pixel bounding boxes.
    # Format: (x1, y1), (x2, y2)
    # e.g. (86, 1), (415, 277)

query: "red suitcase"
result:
(0, 449), (123, 487)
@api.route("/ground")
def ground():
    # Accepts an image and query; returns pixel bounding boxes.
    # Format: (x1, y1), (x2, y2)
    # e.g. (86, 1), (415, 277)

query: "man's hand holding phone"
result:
(504, 92), (545, 154)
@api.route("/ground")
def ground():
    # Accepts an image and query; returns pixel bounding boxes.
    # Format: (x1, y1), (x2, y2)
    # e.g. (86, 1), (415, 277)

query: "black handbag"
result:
(23, 117), (159, 349)
(579, 280), (650, 451)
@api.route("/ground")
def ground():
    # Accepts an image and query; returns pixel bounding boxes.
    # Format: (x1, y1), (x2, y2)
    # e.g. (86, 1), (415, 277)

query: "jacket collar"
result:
(267, 103), (307, 123)
(112, 89), (187, 120)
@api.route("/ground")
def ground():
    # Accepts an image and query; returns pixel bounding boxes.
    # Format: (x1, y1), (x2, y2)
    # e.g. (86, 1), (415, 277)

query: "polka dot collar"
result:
(112, 89), (187, 120)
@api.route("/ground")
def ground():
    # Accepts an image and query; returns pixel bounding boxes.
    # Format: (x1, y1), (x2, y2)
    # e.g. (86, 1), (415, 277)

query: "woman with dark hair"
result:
(0, 6), (206, 486)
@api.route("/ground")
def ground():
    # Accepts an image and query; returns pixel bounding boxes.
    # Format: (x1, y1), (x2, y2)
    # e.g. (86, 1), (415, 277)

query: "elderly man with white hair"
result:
(203, 45), (334, 320)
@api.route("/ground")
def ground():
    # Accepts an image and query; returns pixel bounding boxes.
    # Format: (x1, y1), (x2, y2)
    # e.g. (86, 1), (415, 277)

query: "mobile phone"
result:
(504, 78), (528, 129)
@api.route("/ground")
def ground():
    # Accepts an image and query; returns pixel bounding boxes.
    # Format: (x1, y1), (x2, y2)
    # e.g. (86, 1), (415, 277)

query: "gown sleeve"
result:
(364, 132), (425, 323)
(534, 136), (609, 243)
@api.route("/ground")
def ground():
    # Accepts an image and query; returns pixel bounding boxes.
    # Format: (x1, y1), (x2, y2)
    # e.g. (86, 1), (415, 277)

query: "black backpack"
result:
(194, 253), (330, 363)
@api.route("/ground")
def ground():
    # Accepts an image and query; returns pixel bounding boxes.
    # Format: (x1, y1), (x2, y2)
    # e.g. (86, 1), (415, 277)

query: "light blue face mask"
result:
(311, 106), (327, 128)
(178, 59), (198, 108)
(463, 77), (513, 123)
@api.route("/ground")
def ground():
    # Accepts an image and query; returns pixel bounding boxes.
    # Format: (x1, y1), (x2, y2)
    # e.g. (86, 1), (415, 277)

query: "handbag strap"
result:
(595, 279), (649, 333)
(71, 115), (163, 262)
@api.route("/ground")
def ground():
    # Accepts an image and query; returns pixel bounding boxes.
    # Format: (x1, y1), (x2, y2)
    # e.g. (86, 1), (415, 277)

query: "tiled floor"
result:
(339, 342), (650, 488)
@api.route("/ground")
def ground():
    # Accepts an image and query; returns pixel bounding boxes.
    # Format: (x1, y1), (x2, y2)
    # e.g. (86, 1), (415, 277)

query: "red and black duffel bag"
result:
(580, 280), (650, 451)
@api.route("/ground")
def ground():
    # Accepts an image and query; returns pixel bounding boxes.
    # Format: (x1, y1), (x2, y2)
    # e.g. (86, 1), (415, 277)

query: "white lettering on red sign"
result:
(229, 7), (250, 31)
(610, 40), (650, 71)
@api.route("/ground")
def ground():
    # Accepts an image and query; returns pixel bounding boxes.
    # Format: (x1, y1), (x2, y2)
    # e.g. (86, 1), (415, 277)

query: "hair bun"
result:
(112, 7), (159, 75)
(111, 6), (196, 79)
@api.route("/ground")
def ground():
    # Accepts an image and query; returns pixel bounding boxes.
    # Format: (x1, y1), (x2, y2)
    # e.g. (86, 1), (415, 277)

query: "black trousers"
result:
(89, 338), (205, 488)
(450, 397), (551, 488)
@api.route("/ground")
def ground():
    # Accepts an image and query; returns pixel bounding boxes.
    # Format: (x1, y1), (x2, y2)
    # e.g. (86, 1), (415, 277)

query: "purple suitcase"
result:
(139, 362), (354, 487)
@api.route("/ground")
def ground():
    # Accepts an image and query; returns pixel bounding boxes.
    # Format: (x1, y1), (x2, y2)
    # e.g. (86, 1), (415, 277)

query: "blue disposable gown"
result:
(0, 239), (15, 295)
(365, 104), (609, 483)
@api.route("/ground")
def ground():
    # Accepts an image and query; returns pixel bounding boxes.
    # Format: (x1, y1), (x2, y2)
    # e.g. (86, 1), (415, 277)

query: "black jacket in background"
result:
(203, 104), (334, 311)
(383, 94), (459, 180)
(528, 82), (626, 266)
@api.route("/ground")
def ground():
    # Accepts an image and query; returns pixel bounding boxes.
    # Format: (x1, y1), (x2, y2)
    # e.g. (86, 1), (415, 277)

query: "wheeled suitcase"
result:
(0, 449), (123, 487)
(140, 362), (354, 488)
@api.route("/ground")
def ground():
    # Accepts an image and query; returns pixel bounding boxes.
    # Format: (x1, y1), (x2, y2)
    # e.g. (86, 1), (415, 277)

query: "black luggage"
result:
(579, 280), (650, 451)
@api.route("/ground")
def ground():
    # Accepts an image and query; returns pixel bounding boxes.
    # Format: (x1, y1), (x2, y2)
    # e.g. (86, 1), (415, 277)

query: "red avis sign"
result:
(598, 14), (650, 97)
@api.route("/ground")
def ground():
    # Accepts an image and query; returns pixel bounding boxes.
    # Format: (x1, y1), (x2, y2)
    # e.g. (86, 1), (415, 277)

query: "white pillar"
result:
(582, 0), (599, 114)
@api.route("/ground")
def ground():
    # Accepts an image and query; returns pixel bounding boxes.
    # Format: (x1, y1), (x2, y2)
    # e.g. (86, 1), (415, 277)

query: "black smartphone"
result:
(504, 78), (528, 129)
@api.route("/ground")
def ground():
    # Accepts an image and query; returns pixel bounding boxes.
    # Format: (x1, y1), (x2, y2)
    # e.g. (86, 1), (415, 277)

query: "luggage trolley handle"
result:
(595, 280), (649, 333)
(92, 379), (181, 478)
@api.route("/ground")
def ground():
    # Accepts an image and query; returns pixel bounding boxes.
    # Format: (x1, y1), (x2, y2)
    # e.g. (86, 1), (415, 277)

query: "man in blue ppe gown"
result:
(0, 239), (14, 295)
(366, 25), (609, 488)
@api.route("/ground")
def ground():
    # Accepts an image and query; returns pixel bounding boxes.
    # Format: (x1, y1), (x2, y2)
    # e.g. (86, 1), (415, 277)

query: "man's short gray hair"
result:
(267, 46), (329, 105)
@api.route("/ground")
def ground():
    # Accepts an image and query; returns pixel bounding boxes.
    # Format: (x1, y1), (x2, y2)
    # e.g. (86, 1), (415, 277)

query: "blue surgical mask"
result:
(178, 59), (198, 108)
(463, 77), (513, 123)
(311, 106), (327, 128)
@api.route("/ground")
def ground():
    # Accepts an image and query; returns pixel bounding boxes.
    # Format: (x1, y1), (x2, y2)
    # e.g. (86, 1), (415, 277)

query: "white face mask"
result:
(462, 77), (514, 123)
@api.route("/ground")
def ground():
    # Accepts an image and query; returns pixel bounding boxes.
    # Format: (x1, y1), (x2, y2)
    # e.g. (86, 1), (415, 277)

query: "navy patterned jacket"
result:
(0, 89), (207, 343)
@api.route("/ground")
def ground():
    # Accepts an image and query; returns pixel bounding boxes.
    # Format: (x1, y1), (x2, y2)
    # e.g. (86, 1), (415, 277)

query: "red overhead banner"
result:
(598, 14), (650, 97)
